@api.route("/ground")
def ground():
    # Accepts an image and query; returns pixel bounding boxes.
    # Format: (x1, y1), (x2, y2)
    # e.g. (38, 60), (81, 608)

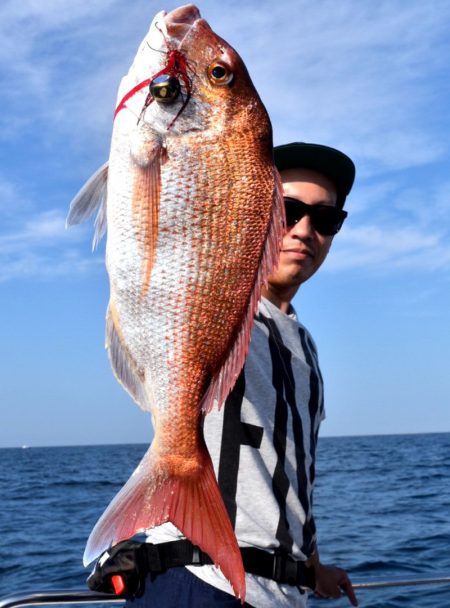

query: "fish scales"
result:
(67, 4), (285, 602)
(110, 139), (275, 411)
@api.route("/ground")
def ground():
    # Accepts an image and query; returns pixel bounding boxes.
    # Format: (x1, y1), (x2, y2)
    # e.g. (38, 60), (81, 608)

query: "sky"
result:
(1, 0), (450, 448)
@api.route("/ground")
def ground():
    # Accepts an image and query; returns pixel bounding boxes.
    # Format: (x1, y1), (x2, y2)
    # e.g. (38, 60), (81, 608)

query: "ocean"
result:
(1, 433), (449, 607)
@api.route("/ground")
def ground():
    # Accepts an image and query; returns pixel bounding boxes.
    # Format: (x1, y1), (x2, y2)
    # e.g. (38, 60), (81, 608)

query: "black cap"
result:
(274, 142), (355, 208)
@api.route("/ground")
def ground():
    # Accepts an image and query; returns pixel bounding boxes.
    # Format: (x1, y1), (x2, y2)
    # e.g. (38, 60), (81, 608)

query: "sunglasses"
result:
(283, 197), (347, 236)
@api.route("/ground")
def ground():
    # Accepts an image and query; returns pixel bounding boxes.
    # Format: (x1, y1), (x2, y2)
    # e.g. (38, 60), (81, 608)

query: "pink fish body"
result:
(68, 4), (284, 600)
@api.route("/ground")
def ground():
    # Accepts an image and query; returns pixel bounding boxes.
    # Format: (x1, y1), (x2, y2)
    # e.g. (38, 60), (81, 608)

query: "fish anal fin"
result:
(66, 162), (109, 249)
(83, 445), (246, 602)
(106, 303), (145, 407)
(201, 168), (285, 413)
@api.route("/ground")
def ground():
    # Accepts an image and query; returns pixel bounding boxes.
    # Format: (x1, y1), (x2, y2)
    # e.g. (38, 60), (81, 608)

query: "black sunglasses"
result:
(283, 197), (347, 236)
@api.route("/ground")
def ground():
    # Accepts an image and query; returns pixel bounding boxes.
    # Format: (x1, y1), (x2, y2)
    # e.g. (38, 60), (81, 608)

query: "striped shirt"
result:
(147, 297), (325, 606)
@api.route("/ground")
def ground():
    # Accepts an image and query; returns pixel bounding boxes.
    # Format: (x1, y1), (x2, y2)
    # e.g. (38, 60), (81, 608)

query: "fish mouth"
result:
(165, 4), (202, 46)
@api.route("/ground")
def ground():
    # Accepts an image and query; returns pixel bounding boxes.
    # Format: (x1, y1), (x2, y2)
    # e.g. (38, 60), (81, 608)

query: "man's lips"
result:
(281, 248), (314, 258)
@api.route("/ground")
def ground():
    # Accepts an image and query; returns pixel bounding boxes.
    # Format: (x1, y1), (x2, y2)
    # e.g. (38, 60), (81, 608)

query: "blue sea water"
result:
(0, 433), (449, 607)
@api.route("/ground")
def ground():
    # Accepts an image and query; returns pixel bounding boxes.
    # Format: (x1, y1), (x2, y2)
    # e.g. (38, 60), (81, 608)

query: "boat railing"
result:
(1, 575), (450, 608)
(0, 590), (121, 608)
(352, 573), (450, 589)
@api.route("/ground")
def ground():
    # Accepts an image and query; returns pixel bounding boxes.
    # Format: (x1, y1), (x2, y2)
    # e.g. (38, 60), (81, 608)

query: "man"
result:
(89, 142), (357, 607)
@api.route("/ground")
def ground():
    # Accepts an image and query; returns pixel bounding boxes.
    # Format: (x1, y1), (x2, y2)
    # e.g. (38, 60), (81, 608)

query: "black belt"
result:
(87, 539), (316, 597)
(143, 539), (316, 589)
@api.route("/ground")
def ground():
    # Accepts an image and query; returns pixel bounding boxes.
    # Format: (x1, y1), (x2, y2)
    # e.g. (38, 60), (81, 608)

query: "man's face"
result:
(268, 167), (338, 292)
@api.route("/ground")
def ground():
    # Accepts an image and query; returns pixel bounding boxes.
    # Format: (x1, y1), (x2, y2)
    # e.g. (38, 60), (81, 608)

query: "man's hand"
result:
(314, 562), (358, 606)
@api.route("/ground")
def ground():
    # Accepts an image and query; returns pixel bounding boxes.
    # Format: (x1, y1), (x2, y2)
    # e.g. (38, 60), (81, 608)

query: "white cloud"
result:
(0, 249), (102, 283)
(2, 0), (450, 173)
(326, 174), (450, 274)
(0, 208), (101, 281)
(0, 174), (31, 216)
(2, 0), (450, 282)
(328, 222), (450, 273)
(0, 0), (133, 142)
(229, 1), (450, 173)
(1, 210), (73, 249)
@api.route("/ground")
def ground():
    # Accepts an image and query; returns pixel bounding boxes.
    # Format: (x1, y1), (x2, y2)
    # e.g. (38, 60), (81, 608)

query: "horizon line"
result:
(3, 429), (449, 450)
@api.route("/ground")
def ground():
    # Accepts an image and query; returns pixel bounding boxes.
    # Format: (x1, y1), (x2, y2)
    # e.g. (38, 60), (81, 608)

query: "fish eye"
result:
(207, 62), (233, 86)
(149, 75), (181, 103)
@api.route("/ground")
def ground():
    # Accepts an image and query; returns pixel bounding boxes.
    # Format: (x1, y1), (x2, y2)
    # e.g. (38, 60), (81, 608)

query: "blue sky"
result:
(1, 0), (450, 447)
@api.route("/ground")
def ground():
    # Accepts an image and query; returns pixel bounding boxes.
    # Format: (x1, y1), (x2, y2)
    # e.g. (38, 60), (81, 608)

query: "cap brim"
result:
(274, 142), (355, 208)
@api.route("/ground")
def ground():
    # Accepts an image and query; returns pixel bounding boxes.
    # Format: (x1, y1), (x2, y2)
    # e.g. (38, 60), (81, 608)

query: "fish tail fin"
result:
(162, 448), (246, 602)
(83, 446), (246, 602)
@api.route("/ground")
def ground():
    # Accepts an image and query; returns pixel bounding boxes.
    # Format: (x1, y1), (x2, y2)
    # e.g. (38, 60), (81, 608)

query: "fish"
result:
(67, 4), (284, 601)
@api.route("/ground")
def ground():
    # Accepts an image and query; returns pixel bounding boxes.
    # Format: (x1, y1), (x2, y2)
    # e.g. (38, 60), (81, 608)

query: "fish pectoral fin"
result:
(129, 124), (165, 168)
(130, 134), (164, 296)
(66, 161), (108, 250)
(84, 446), (246, 602)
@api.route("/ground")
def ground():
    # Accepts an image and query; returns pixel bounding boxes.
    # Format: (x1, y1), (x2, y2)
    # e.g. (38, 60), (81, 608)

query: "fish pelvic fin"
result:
(83, 444), (246, 602)
(66, 161), (108, 250)
(201, 167), (285, 414)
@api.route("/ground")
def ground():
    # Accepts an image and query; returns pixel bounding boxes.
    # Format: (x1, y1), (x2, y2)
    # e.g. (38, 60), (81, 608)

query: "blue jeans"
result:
(125, 567), (255, 607)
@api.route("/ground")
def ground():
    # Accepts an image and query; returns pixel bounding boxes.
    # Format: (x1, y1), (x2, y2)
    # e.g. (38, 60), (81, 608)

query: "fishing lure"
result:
(115, 25), (193, 128)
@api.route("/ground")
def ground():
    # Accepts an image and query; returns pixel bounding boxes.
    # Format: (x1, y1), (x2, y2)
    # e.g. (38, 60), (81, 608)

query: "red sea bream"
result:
(67, 4), (284, 600)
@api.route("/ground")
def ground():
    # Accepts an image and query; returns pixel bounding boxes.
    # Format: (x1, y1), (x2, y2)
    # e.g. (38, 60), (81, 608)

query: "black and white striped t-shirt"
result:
(147, 297), (325, 606)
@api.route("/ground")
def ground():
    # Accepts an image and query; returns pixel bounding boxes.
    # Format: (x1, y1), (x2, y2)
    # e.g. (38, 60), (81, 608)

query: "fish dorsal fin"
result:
(66, 161), (109, 249)
(201, 168), (285, 413)
(106, 303), (145, 408)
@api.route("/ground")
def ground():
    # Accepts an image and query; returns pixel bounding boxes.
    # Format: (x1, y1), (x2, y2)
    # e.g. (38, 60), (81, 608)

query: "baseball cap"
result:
(274, 142), (355, 208)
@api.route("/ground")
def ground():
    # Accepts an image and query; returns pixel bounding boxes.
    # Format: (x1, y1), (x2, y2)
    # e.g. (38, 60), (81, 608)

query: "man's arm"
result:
(305, 544), (358, 606)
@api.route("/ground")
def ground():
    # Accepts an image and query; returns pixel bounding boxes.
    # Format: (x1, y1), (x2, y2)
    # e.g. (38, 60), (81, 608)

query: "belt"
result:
(143, 539), (316, 589)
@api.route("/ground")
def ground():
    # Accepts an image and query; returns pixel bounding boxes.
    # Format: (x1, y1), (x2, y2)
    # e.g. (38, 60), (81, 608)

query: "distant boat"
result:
(21, 445), (28, 449)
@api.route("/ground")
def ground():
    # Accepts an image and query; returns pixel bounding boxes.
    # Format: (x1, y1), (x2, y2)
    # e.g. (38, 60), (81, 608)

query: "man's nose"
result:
(288, 214), (315, 239)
